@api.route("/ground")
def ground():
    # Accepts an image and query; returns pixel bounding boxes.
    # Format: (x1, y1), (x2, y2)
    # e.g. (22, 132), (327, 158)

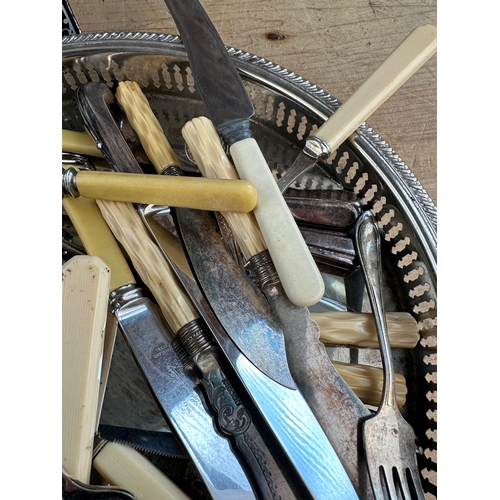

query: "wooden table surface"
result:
(68, 0), (437, 206)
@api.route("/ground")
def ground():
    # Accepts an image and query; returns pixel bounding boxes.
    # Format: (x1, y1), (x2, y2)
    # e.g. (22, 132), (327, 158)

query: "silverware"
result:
(276, 25), (437, 192)
(62, 194), (255, 499)
(180, 115), (373, 498)
(355, 211), (425, 500)
(162, 0), (324, 307)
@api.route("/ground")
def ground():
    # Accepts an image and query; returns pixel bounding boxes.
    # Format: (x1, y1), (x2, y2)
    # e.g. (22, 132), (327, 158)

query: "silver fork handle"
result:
(355, 211), (397, 409)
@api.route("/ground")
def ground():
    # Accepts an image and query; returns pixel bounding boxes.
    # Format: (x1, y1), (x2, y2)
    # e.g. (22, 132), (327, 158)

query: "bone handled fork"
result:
(355, 211), (425, 500)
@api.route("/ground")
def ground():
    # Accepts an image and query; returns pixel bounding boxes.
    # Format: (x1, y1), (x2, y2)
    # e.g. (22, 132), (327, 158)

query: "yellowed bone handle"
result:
(332, 361), (407, 407)
(312, 310), (420, 348)
(116, 80), (180, 174)
(96, 199), (199, 333)
(314, 24), (437, 152)
(62, 196), (135, 292)
(94, 441), (192, 500)
(62, 255), (110, 483)
(75, 170), (257, 213)
(182, 117), (266, 261)
(62, 129), (104, 157)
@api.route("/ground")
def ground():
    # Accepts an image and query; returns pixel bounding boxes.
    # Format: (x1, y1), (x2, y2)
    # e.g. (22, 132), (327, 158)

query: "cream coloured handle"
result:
(314, 24), (437, 152)
(62, 255), (110, 483)
(230, 138), (324, 307)
(96, 199), (199, 333)
(332, 361), (407, 408)
(182, 117), (266, 262)
(312, 310), (420, 348)
(75, 169), (257, 213)
(93, 441), (192, 500)
(116, 80), (180, 174)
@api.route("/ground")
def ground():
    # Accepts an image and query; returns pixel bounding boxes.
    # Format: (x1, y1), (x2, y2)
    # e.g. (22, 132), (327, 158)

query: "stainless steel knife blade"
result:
(276, 25), (438, 192)
(172, 206), (359, 500)
(162, 0), (325, 308)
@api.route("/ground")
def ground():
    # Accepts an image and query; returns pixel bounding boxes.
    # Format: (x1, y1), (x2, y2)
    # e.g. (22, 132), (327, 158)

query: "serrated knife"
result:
(161, 0), (324, 307)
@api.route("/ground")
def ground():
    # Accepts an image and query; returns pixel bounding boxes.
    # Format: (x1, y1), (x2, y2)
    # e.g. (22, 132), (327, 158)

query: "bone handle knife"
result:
(62, 255), (110, 484)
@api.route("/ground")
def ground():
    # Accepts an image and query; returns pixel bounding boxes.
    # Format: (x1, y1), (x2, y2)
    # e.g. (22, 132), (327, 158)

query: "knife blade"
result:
(181, 116), (373, 498)
(174, 206), (359, 500)
(276, 24), (438, 192)
(162, 0), (324, 307)
(62, 194), (255, 500)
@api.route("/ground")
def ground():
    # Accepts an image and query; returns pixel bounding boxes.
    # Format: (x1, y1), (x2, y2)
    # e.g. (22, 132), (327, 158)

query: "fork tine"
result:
(404, 466), (425, 500)
(385, 467), (400, 500)
(367, 467), (386, 500)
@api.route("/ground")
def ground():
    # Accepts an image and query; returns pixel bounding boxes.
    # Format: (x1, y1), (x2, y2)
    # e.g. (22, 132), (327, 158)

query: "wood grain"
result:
(68, 0), (437, 205)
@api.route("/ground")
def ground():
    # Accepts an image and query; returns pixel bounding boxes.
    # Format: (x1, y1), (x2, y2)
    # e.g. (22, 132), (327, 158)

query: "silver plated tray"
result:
(62, 32), (437, 498)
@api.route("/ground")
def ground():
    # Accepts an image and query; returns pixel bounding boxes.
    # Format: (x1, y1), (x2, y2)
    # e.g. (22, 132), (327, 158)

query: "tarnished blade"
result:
(144, 205), (296, 390)
(175, 207), (359, 500)
(115, 295), (255, 500)
(162, 0), (254, 130)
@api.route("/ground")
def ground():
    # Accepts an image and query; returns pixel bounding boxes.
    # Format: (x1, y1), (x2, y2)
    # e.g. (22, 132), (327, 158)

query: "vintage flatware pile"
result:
(62, 2), (437, 499)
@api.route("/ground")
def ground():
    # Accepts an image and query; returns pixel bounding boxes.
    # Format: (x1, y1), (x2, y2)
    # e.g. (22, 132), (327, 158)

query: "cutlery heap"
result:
(62, 13), (436, 500)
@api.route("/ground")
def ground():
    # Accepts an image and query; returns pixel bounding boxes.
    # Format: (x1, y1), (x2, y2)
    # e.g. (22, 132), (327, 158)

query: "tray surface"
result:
(62, 32), (437, 499)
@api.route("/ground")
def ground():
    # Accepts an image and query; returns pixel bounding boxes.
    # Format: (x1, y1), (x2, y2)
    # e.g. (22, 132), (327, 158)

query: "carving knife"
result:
(181, 116), (373, 498)
(108, 83), (358, 498)
(276, 24), (438, 192)
(161, 0), (324, 307)
(62, 194), (255, 500)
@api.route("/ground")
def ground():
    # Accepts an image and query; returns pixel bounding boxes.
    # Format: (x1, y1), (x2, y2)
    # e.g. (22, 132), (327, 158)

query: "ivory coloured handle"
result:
(182, 117), (266, 261)
(312, 310), (420, 348)
(230, 137), (324, 307)
(62, 129), (103, 157)
(96, 199), (199, 333)
(116, 80), (180, 174)
(75, 170), (257, 213)
(93, 441), (192, 500)
(62, 255), (110, 483)
(314, 24), (437, 152)
(62, 196), (136, 292)
(332, 361), (407, 407)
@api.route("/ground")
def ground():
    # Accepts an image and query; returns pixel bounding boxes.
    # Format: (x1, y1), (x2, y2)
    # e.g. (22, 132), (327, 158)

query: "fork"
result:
(355, 211), (426, 500)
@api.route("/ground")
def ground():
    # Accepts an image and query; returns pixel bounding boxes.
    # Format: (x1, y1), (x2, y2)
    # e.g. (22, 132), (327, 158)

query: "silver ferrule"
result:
(161, 164), (183, 176)
(247, 250), (280, 290)
(177, 318), (216, 360)
(303, 135), (331, 160)
(108, 283), (144, 314)
(62, 167), (80, 198)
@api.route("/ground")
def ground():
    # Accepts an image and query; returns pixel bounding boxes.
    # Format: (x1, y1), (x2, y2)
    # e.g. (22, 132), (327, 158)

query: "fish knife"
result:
(276, 25), (438, 192)
(110, 83), (358, 499)
(161, 0), (324, 308)
(62, 194), (254, 500)
(181, 117), (373, 498)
